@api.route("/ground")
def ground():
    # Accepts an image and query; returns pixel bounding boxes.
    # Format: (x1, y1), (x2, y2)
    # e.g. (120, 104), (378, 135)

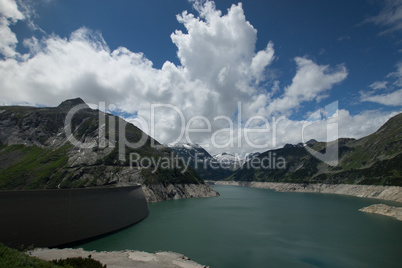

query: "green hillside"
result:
(228, 113), (402, 186)
(0, 98), (202, 190)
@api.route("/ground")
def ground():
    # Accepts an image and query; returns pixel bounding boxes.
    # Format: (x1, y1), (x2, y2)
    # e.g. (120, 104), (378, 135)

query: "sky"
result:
(0, 0), (401, 156)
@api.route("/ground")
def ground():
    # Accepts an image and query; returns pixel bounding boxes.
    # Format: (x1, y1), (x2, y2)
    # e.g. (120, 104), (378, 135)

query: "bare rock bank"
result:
(213, 181), (402, 221)
(213, 181), (402, 203)
(359, 204), (402, 221)
(142, 183), (220, 202)
(28, 248), (209, 268)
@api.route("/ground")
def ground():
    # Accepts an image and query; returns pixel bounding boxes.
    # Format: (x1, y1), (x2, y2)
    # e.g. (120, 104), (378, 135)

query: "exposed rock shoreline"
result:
(212, 181), (402, 221)
(29, 248), (209, 268)
(212, 181), (402, 202)
(142, 183), (220, 202)
(359, 204), (402, 221)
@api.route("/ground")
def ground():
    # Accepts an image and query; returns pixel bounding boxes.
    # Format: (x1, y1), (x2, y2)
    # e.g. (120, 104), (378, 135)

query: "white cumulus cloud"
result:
(0, 0), (398, 156)
(0, 0), (24, 58)
(0, 0), (24, 20)
(266, 57), (348, 115)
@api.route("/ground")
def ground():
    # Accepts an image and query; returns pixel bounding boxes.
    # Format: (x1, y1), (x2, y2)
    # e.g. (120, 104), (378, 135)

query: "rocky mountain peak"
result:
(283, 143), (295, 149)
(57, 98), (89, 110)
(306, 139), (318, 145)
(0, 99), (205, 190)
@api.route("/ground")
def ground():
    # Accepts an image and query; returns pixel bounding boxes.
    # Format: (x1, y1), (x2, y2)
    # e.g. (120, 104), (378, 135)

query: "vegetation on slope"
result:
(1, 98), (400, 188)
(0, 98), (203, 190)
(0, 244), (105, 268)
(0, 144), (71, 190)
(229, 113), (402, 186)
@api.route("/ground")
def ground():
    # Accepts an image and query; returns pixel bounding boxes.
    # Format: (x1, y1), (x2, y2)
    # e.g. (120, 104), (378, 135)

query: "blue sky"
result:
(0, 0), (401, 155)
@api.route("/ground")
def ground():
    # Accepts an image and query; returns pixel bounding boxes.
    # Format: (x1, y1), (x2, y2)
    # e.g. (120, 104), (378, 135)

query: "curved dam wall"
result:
(0, 185), (149, 248)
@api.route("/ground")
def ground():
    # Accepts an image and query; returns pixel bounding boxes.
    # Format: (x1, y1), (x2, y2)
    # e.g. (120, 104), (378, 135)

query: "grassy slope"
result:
(0, 144), (71, 190)
(0, 100), (203, 190)
(0, 244), (59, 268)
(229, 113), (402, 186)
(0, 244), (105, 268)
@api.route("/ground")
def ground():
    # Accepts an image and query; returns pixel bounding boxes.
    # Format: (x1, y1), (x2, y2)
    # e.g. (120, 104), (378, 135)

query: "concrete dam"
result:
(0, 185), (149, 248)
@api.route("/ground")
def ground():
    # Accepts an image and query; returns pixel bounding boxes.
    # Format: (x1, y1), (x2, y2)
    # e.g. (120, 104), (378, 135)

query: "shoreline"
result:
(26, 181), (402, 266)
(28, 248), (209, 268)
(211, 181), (402, 221)
(359, 204), (402, 221)
(142, 183), (220, 202)
(211, 181), (402, 202)
(17, 184), (218, 267)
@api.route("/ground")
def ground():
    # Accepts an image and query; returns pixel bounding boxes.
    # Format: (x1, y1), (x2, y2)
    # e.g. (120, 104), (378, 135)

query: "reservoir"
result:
(76, 185), (402, 267)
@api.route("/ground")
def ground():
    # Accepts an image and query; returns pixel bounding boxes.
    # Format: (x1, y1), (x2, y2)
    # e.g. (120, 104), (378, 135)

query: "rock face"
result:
(214, 181), (402, 202)
(359, 204), (402, 221)
(143, 183), (220, 202)
(0, 98), (218, 202)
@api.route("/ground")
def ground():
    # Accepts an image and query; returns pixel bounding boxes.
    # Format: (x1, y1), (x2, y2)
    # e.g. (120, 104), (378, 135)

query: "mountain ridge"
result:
(2, 99), (399, 189)
(226, 113), (402, 186)
(0, 98), (219, 201)
(166, 143), (233, 181)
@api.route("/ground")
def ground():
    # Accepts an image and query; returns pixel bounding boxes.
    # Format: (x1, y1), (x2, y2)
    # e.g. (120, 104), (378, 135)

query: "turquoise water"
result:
(76, 186), (402, 267)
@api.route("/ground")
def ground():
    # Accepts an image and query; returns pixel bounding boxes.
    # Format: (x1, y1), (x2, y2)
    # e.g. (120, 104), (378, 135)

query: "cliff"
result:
(143, 183), (220, 202)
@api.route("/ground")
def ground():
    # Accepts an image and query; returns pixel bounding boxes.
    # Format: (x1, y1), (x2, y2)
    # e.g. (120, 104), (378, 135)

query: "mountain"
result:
(167, 143), (213, 162)
(212, 152), (244, 171)
(167, 143), (233, 180)
(0, 98), (211, 195)
(227, 113), (402, 186)
(244, 152), (260, 162)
